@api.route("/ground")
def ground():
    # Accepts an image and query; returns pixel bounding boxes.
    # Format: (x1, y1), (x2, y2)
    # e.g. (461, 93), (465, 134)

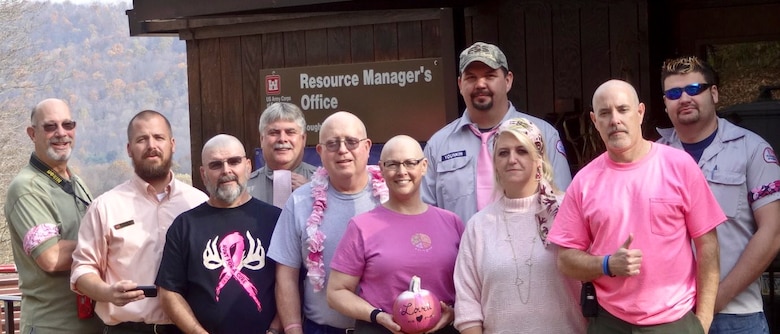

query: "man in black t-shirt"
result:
(157, 134), (282, 334)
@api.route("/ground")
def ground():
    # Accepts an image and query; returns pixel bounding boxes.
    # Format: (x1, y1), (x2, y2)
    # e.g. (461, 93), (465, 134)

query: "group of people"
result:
(3, 41), (778, 334)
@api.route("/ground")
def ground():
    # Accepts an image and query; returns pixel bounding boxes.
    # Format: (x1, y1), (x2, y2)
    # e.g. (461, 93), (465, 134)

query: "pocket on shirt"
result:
(705, 169), (745, 218)
(649, 197), (685, 236)
(436, 155), (474, 202)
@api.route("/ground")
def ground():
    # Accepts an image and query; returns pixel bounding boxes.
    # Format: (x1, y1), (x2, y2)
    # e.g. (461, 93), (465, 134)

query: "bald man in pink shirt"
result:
(548, 80), (725, 333)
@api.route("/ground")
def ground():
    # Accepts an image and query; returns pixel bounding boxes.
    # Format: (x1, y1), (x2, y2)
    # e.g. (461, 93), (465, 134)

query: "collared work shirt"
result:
(658, 117), (780, 314)
(4, 162), (103, 334)
(71, 173), (207, 325)
(422, 103), (572, 223)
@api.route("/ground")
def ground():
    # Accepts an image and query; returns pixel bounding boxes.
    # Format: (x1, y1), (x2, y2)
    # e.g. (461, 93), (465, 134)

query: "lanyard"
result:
(28, 154), (91, 207)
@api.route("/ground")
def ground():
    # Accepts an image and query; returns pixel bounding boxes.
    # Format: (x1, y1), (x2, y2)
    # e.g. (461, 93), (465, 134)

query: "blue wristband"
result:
(603, 255), (615, 277)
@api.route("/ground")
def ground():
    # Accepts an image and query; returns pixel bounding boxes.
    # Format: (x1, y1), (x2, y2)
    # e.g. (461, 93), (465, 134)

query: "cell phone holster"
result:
(580, 282), (598, 317)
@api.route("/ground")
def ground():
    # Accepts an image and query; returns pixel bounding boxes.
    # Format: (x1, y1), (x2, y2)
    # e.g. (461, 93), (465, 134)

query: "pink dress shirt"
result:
(71, 173), (207, 325)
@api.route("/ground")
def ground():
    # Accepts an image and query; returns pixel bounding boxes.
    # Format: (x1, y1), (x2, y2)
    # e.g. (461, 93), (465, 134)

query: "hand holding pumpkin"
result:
(392, 276), (443, 334)
(421, 302), (453, 333)
(375, 311), (404, 334)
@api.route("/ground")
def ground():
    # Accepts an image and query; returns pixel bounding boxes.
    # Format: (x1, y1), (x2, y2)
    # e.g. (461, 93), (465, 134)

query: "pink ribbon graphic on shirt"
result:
(215, 231), (262, 311)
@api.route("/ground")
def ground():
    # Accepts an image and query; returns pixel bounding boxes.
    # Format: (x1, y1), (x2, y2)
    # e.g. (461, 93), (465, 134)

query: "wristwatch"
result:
(370, 308), (383, 324)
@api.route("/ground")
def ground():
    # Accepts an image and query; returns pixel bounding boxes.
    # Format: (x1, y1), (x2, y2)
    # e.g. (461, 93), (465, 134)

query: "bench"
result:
(0, 265), (21, 334)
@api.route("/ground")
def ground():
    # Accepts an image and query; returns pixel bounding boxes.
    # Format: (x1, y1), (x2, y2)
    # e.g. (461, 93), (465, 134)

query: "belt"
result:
(109, 322), (181, 334)
(304, 318), (354, 334)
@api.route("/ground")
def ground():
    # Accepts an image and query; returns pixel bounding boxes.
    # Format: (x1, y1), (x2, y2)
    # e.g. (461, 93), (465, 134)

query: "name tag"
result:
(113, 220), (135, 230)
(441, 150), (466, 162)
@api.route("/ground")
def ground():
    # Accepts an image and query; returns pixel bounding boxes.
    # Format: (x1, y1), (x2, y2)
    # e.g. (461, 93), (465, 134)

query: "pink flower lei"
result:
(305, 165), (388, 292)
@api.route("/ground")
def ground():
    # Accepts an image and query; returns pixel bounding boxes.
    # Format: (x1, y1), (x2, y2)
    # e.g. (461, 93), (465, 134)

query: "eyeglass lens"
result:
(324, 138), (363, 152)
(664, 83), (711, 100)
(41, 121), (77, 132)
(383, 158), (423, 170)
(207, 156), (244, 170)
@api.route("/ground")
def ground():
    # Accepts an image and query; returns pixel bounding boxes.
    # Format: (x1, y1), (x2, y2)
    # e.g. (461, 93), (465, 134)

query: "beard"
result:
(46, 138), (73, 162)
(206, 174), (246, 204)
(47, 146), (71, 162)
(470, 91), (494, 111)
(133, 151), (172, 182)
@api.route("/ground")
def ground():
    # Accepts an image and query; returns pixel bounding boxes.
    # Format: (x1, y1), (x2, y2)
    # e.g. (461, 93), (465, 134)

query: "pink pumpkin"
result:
(392, 275), (441, 334)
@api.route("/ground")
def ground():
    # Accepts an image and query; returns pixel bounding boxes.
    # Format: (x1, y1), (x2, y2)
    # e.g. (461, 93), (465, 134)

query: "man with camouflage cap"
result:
(422, 41), (572, 223)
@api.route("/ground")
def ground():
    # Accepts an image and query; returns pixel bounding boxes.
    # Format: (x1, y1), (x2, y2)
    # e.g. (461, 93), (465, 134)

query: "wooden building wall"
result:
(183, 8), (459, 188)
(180, 0), (652, 187)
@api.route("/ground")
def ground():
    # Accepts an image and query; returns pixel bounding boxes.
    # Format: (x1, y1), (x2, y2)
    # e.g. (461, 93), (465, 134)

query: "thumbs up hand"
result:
(608, 234), (643, 277)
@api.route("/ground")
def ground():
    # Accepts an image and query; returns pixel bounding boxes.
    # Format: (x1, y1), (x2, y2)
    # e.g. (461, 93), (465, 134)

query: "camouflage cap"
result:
(458, 42), (508, 74)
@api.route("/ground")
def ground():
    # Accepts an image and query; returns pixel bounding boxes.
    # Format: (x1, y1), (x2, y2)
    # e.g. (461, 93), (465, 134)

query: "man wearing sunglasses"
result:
(157, 134), (283, 334)
(248, 102), (317, 208)
(71, 110), (207, 333)
(422, 42), (572, 224)
(658, 56), (780, 334)
(269, 111), (388, 334)
(5, 98), (103, 333)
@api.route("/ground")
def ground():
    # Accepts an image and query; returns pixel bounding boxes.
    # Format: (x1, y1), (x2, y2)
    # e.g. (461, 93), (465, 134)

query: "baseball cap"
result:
(458, 42), (508, 74)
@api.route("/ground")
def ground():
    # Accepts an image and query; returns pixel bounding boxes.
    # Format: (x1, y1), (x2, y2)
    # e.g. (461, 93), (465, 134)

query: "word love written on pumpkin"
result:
(398, 302), (436, 322)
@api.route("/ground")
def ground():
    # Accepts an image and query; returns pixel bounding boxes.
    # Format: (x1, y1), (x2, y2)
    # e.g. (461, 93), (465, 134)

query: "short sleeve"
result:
(267, 195), (304, 268)
(330, 219), (365, 276)
(6, 188), (60, 258)
(747, 143), (780, 210)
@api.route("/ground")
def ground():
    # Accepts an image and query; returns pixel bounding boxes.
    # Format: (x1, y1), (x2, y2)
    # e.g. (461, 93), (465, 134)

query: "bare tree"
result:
(0, 0), (47, 264)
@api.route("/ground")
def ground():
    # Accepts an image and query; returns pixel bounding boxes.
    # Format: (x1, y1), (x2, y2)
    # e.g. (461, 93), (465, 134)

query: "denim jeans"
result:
(709, 312), (769, 334)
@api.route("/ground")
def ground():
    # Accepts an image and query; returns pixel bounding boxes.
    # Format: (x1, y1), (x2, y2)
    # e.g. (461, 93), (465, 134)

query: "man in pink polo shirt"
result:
(548, 80), (725, 333)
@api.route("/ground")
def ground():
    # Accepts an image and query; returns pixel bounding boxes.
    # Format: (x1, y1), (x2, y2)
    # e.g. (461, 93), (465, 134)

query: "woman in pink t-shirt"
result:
(453, 118), (586, 334)
(327, 135), (464, 334)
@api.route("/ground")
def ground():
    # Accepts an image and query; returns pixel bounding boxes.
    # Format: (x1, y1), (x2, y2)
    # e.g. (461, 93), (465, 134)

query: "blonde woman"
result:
(454, 118), (585, 333)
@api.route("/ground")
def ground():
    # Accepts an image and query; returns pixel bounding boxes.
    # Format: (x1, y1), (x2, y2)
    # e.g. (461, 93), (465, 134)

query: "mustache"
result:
(274, 143), (293, 150)
(219, 175), (238, 183)
(49, 138), (72, 144)
(143, 150), (162, 158)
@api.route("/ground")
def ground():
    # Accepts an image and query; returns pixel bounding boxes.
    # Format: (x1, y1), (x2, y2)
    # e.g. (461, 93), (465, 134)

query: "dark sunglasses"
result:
(207, 156), (245, 170)
(40, 121), (76, 132)
(663, 83), (712, 100)
(321, 137), (367, 152)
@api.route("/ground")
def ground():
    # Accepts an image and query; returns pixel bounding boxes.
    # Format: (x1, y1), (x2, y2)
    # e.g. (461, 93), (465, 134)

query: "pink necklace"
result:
(305, 165), (388, 291)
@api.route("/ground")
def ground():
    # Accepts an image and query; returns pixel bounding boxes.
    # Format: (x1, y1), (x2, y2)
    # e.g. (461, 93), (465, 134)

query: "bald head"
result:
(201, 134), (246, 164)
(592, 80), (639, 110)
(380, 135), (423, 160)
(319, 111), (367, 143)
(31, 98), (69, 124)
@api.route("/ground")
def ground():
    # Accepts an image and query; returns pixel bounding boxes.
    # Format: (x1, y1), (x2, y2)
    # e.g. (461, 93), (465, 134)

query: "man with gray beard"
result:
(5, 98), (103, 333)
(71, 110), (207, 333)
(157, 134), (282, 334)
(248, 102), (316, 207)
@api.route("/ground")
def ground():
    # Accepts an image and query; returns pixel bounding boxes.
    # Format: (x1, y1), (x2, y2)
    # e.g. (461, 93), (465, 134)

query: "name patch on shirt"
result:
(556, 140), (567, 157)
(441, 150), (466, 162)
(113, 220), (135, 230)
(764, 147), (778, 164)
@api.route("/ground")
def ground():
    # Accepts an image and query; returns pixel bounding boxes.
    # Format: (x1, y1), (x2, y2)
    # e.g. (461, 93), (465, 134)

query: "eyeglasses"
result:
(321, 137), (367, 152)
(381, 158), (424, 171)
(207, 156), (245, 170)
(39, 121), (76, 132)
(663, 83), (712, 100)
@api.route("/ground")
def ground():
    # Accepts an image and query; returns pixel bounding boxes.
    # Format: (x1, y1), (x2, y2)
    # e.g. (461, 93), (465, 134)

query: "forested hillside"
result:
(30, 1), (190, 195)
(0, 0), (188, 263)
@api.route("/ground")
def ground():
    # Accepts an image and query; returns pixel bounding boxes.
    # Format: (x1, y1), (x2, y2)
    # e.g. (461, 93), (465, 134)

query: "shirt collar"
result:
(130, 171), (175, 200)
